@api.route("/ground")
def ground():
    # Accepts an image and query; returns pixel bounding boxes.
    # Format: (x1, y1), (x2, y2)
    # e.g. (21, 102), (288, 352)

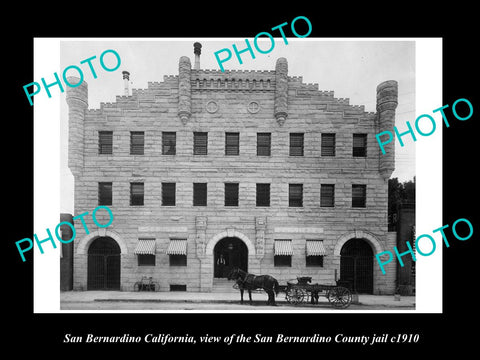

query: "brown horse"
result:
(228, 268), (280, 306)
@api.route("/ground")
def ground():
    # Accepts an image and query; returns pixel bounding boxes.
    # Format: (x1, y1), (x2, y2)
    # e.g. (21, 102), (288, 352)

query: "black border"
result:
(7, 6), (479, 354)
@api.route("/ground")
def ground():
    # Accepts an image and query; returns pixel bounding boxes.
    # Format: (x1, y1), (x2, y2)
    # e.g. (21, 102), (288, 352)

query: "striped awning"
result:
(134, 239), (156, 255)
(166, 239), (187, 255)
(274, 240), (293, 256)
(306, 240), (326, 256)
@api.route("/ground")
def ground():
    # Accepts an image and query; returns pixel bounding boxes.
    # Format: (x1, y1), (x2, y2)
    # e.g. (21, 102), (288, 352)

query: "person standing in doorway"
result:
(217, 253), (226, 277)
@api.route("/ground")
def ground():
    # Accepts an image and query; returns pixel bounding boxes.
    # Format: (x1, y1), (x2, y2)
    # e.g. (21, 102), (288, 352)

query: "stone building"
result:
(66, 42), (398, 295)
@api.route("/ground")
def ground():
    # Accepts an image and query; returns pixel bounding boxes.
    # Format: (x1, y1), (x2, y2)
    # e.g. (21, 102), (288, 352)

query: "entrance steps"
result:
(212, 278), (237, 293)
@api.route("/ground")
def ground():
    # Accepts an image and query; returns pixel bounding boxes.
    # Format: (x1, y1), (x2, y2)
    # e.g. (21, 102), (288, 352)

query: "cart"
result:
(133, 276), (160, 292)
(284, 277), (352, 309)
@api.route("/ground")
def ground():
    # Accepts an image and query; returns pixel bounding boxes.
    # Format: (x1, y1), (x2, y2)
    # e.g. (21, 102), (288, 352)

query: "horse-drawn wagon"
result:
(285, 276), (352, 308)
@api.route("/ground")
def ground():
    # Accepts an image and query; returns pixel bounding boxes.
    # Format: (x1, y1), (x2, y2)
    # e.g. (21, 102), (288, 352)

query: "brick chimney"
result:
(193, 42), (202, 70)
(122, 70), (130, 96)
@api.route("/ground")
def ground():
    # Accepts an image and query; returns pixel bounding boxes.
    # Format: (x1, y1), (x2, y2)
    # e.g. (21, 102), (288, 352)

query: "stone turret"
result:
(274, 57), (288, 126)
(376, 80), (398, 180)
(66, 77), (88, 177)
(178, 56), (192, 125)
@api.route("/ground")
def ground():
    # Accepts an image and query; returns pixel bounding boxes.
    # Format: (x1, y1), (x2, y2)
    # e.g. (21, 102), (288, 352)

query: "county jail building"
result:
(66, 42), (399, 295)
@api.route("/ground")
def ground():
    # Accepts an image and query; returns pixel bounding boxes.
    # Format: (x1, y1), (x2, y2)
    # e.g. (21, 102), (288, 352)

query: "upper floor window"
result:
(289, 133), (304, 156)
(321, 133), (335, 156)
(320, 184), (334, 207)
(162, 183), (176, 206)
(193, 183), (207, 206)
(98, 131), (113, 155)
(225, 183), (239, 206)
(353, 134), (367, 157)
(98, 182), (112, 206)
(130, 182), (144, 206)
(289, 184), (303, 207)
(162, 132), (176, 155)
(130, 131), (144, 155)
(225, 132), (240, 156)
(257, 133), (271, 156)
(256, 183), (270, 207)
(194, 132), (208, 155)
(352, 184), (367, 208)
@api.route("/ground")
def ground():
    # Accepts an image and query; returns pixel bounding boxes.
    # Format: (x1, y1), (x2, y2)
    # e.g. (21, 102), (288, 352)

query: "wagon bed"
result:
(284, 277), (352, 309)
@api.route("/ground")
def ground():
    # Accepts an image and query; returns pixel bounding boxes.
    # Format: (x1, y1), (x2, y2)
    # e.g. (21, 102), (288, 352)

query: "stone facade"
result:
(67, 47), (398, 294)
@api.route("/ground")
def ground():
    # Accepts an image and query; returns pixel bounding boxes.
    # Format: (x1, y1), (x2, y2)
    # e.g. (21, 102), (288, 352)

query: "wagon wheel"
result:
(286, 287), (307, 304)
(327, 286), (352, 309)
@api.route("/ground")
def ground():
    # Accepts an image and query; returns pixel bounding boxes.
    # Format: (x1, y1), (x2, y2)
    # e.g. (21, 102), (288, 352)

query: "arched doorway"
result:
(340, 238), (373, 294)
(213, 237), (248, 278)
(87, 237), (121, 290)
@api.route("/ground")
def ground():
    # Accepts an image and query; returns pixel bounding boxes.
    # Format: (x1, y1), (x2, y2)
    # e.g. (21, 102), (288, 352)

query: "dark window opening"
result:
(98, 131), (113, 155)
(98, 182), (112, 206)
(162, 132), (176, 155)
(194, 132), (208, 155)
(289, 184), (303, 207)
(130, 182), (144, 206)
(193, 183), (207, 206)
(289, 133), (304, 156)
(225, 183), (239, 206)
(225, 132), (240, 155)
(162, 183), (176, 206)
(130, 131), (144, 155)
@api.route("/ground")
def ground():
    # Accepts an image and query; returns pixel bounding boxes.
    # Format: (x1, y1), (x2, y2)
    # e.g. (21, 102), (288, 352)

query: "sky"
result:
(59, 38), (416, 213)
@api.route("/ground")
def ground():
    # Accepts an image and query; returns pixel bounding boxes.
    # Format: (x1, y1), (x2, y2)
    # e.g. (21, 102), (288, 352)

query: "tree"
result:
(388, 177), (415, 230)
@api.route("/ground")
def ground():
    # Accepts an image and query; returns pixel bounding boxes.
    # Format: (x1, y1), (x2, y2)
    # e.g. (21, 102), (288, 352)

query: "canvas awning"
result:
(166, 239), (187, 255)
(274, 240), (293, 256)
(306, 240), (326, 256)
(134, 239), (156, 255)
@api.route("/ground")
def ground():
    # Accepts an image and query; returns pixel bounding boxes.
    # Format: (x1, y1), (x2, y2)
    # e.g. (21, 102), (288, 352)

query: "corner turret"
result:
(376, 80), (398, 180)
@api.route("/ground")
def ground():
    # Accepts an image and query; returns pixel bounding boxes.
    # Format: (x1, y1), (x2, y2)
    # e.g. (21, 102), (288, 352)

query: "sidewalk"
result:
(60, 290), (415, 308)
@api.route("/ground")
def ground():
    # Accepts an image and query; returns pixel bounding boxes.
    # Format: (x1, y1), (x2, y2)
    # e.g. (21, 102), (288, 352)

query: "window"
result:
(321, 133), (335, 156)
(306, 240), (325, 267)
(320, 184), (334, 207)
(194, 132), (208, 155)
(289, 133), (304, 156)
(225, 132), (239, 155)
(130, 182), (144, 206)
(170, 284), (187, 291)
(98, 131), (113, 155)
(225, 183), (239, 206)
(98, 182), (112, 206)
(289, 184), (303, 207)
(193, 183), (207, 206)
(162, 132), (176, 155)
(256, 183), (270, 207)
(257, 133), (271, 156)
(352, 184), (367, 208)
(306, 255), (323, 267)
(162, 183), (176, 206)
(274, 240), (293, 267)
(169, 255), (187, 266)
(134, 239), (156, 266)
(130, 131), (144, 155)
(167, 239), (187, 266)
(353, 134), (367, 157)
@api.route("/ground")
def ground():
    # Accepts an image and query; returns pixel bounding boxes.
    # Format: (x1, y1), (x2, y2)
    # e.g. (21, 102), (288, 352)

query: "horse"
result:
(227, 268), (280, 306)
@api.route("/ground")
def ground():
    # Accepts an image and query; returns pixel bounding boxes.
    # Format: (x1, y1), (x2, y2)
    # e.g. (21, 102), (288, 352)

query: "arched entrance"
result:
(213, 237), (248, 278)
(87, 237), (121, 290)
(340, 238), (373, 294)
